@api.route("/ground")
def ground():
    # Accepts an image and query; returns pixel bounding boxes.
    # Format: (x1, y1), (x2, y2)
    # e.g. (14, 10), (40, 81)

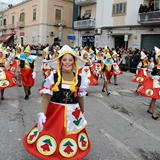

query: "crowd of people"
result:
(0, 42), (160, 159)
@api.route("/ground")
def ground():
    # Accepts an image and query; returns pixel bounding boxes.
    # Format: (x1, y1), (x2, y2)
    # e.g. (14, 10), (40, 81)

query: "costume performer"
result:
(109, 50), (122, 85)
(13, 44), (23, 87)
(79, 50), (98, 87)
(101, 52), (121, 95)
(41, 46), (51, 79)
(23, 45), (91, 160)
(19, 45), (37, 100)
(137, 46), (160, 120)
(132, 51), (150, 83)
(0, 46), (18, 100)
(92, 49), (103, 78)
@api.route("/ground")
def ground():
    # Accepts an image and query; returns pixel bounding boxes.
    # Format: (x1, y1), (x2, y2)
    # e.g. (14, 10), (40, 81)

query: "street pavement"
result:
(0, 57), (160, 160)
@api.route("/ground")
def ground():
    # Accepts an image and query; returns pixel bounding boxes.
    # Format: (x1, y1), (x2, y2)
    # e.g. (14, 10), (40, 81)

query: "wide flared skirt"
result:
(132, 69), (148, 83)
(0, 68), (18, 89)
(23, 102), (91, 160)
(137, 77), (160, 99)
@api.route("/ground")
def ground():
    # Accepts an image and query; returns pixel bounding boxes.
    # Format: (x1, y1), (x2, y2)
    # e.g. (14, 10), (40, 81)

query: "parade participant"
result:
(79, 50), (98, 87)
(14, 44), (23, 86)
(132, 51), (150, 84)
(0, 46), (18, 100)
(3, 46), (11, 58)
(19, 45), (37, 100)
(109, 50), (122, 85)
(23, 45), (91, 160)
(41, 46), (50, 79)
(137, 46), (160, 120)
(101, 53), (112, 95)
(92, 49), (103, 78)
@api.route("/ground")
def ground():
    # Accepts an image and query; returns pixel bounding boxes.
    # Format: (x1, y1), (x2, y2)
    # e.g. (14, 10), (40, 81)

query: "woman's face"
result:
(61, 54), (74, 72)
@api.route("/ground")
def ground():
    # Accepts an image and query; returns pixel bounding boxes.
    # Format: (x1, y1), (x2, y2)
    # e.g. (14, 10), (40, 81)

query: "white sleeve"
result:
(78, 73), (89, 97)
(39, 71), (54, 95)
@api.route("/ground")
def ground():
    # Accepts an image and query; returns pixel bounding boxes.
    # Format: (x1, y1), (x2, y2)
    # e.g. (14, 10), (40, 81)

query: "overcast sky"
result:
(0, 0), (24, 5)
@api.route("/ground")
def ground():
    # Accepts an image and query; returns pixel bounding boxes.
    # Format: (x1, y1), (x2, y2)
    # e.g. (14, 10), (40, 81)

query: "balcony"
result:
(17, 21), (25, 28)
(75, 0), (96, 6)
(1, 25), (7, 31)
(8, 24), (15, 30)
(53, 19), (66, 27)
(138, 11), (160, 25)
(74, 19), (95, 29)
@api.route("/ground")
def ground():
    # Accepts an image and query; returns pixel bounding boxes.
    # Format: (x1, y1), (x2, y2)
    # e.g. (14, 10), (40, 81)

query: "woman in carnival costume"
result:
(0, 46), (18, 100)
(92, 48), (103, 78)
(14, 44), (23, 86)
(101, 52), (121, 95)
(23, 45), (91, 160)
(19, 45), (37, 100)
(132, 51), (150, 83)
(41, 46), (51, 79)
(79, 50), (98, 88)
(137, 46), (160, 120)
(109, 50), (122, 85)
(132, 51), (155, 92)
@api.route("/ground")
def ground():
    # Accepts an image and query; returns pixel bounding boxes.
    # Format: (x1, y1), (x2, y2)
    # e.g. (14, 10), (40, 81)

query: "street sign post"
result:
(67, 34), (76, 40)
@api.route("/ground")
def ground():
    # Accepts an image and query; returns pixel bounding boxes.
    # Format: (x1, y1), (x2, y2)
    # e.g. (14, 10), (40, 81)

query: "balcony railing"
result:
(9, 24), (15, 29)
(138, 11), (160, 25)
(75, 0), (97, 6)
(53, 19), (66, 27)
(17, 21), (25, 28)
(74, 19), (95, 29)
(1, 25), (7, 30)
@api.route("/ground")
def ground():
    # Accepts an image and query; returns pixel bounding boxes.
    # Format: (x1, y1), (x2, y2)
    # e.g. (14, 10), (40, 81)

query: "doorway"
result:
(114, 36), (125, 49)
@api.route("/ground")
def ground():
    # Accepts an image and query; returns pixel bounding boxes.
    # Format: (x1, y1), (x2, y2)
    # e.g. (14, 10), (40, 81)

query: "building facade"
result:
(74, 0), (160, 51)
(0, 0), (74, 46)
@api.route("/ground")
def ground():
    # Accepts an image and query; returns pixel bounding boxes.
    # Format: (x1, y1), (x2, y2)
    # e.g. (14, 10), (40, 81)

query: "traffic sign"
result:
(67, 34), (75, 40)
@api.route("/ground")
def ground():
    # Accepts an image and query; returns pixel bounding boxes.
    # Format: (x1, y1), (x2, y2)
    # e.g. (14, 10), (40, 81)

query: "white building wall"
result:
(125, 0), (143, 26)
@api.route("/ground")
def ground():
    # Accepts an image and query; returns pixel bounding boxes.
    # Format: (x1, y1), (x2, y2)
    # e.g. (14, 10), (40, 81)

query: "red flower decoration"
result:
(29, 134), (34, 141)
(64, 146), (74, 154)
(72, 108), (81, 120)
(40, 143), (50, 152)
(84, 68), (88, 72)
(81, 139), (87, 147)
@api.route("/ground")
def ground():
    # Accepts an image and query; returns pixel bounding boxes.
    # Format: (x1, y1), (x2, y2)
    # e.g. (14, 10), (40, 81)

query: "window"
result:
(33, 8), (36, 20)
(55, 9), (61, 20)
(112, 2), (127, 16)
(0, 18), (2, 26)
(3, 18), (6, 26)
(20, 12), (25, 21)
(12, 15), (14, 24)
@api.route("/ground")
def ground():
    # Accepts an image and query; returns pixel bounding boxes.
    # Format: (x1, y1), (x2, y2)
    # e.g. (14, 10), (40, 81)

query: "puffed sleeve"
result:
(39, 71), (54, 95)
(78, 73), (89, 97)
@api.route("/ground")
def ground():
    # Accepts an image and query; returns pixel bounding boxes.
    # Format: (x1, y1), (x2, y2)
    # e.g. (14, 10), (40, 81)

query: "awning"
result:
(0, 34), (13, 42)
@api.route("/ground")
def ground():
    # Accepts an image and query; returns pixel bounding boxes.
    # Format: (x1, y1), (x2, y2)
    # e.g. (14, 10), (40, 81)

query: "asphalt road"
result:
(0, 57), (160, 160)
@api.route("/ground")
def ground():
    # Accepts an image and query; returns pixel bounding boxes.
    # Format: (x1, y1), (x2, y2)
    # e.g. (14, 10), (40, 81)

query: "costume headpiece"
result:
(24, 45), (31, 54)
(49, 45), (86, 92)
(96, 48), (100, 55)
(154, 46), (160, 58)
(112, 50), (118, 57)
(103, 47), (110, 54)
(89, 48), (94, 54)
(106, 53), (112, 60)
(140, 51), (147, 59)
